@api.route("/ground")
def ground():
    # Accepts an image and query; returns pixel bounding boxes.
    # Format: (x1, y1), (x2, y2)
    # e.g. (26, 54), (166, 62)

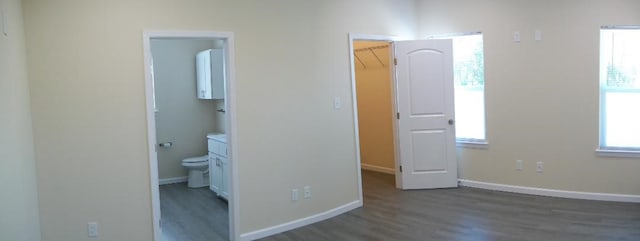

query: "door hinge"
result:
(399, 165), (403, 173)
(397, 112), (400, 119)
(394, 58), (397, 65)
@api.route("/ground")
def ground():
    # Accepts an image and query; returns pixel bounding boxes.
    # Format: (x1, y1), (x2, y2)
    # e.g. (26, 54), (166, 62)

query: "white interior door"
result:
(395, 39), (457, 190)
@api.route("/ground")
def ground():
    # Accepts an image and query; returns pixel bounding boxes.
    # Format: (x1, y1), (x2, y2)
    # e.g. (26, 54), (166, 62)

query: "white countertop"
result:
(207, 133), (226, 142)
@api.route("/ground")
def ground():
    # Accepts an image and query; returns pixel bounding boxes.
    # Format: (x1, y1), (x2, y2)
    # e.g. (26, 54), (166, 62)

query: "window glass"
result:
(451, 34), (486, 142)
(600, 28), (640, 150)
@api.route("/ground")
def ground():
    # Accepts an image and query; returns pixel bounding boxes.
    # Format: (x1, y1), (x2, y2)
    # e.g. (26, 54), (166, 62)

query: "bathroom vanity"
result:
(207, 133), (228, 200)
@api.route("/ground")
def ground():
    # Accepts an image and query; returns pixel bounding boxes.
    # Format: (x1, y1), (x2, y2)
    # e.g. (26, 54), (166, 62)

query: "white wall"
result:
(151, 39), (220, 180)
(23, 0), (416, 240)
(0, 0), (42, 240)
(416, 0), (640, 195)
(18, 0), (640, 240)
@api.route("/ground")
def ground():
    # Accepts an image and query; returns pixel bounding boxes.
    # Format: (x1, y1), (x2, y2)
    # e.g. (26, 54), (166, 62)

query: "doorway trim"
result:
(142, 30), (240, 241)
(348, 33), (403, 202)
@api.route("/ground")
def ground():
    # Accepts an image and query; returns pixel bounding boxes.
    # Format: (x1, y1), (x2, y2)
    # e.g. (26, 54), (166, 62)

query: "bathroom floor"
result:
(160, 183), (229, 241)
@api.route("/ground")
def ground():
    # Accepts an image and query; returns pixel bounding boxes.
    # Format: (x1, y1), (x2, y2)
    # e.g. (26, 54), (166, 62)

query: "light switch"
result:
(334, 97), (341, 110)
(535, 30), (542, 41)
(513, 31), (521, 43)
(88, 222), (98, 237)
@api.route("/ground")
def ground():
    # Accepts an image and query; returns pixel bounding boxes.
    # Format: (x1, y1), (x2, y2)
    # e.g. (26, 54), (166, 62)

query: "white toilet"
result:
(181, 155), (209, 188)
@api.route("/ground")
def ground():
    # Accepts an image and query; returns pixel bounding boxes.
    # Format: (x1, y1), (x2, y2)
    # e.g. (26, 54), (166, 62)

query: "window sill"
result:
(595, 149), (640, 158)
(456, 141), (489, 149)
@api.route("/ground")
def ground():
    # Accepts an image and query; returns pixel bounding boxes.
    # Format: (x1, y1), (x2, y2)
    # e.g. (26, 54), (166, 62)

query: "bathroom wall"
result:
(214, 99), (226, 133)
(416, 0), (640, 195)
(0, 0), (42, 240)
(354, 41), (396, 173)
(151, 39), (223, 180)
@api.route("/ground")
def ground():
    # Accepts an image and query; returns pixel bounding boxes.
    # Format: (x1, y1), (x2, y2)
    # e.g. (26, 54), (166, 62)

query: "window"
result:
(435, 33), (487, 144)
(599, 27), (640, 152)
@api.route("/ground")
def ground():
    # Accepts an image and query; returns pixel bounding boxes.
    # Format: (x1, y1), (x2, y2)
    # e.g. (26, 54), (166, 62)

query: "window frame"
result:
(428, 31), (488, 148)
(597, 25), (640, 157)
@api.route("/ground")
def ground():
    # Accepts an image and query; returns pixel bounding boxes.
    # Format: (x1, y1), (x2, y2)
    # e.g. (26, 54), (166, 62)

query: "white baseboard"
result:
(159, 176), (188, 185)
(459, 179), (640, 203)
(239, 200), (362, 241)
(361, 164), (395, 174)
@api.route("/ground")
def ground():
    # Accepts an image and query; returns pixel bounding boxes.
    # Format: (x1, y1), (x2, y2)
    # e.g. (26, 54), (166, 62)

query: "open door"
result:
(394, 39), (458, 189)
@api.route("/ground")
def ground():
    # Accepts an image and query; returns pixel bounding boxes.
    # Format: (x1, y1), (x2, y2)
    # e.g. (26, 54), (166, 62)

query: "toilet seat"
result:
(182, 161), (208, 167)
(182, 155), (208, 163)
(181, 155), (209, 188)
(181, 155), (208, 168)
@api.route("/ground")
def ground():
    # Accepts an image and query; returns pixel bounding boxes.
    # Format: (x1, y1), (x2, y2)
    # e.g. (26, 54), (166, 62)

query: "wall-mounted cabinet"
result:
(196, 49), (225, 99)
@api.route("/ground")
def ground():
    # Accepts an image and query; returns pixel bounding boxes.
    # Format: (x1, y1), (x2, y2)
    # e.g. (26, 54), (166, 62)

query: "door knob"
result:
(448, 119), (455, 125)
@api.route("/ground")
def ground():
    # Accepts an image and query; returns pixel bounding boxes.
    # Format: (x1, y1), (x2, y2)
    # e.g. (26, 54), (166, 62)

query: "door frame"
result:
(349, 33), (404, 202)
(142, 30), (240, 241)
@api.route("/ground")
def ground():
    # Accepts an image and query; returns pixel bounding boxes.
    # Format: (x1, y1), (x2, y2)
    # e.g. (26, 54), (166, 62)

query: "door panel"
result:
(409, 50), (446, 116)
(395, 39), (457, 190)
(410, 129), (447, 172)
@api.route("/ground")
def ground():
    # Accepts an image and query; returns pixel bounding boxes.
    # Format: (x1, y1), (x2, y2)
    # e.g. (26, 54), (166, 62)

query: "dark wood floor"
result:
(260, 171), (640, 241)
(160, 183), (229, 241)
(160, 172), (640, 241)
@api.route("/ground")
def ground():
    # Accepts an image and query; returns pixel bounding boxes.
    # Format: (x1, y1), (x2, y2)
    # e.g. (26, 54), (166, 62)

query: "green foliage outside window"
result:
(454, 41), (484, 87)
(607, 64), (636, 88)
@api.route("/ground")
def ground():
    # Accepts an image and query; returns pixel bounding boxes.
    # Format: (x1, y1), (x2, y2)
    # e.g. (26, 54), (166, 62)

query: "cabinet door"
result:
(208, 154), (216, 193)
(209, 154), (223, 196)
(196, 50), (212, 99)
(220, 156), (229, 199)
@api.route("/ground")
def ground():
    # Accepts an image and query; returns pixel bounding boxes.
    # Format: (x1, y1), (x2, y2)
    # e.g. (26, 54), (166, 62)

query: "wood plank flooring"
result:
(160, 183), (229, 241)
(260, 171), (640, 241)
(160, 171), (640, 241)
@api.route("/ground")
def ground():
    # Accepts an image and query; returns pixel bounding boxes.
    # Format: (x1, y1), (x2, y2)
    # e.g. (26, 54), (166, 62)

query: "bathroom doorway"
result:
(143, 31), (239, 241)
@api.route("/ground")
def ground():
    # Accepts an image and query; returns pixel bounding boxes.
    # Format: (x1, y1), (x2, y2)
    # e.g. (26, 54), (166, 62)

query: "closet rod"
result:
(354, 45), (389, 52)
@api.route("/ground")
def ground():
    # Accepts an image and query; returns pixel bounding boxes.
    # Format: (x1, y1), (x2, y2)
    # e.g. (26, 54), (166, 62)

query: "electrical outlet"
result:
(87, 222), (98, 237)
(303, 186), (311, 199)
(516, 160), (523, 171)
(291, 189), (299, 201)
(536, 162), (544, 173)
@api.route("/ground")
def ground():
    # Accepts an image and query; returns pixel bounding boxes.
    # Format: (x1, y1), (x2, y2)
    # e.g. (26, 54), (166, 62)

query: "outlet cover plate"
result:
(536, 162), (544, 173)
(516, 160), (523, 171)
(303, 186), (311, 199)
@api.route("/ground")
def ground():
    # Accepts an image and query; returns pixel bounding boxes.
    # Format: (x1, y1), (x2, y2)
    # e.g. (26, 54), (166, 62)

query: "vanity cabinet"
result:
(196, 49), (225, 100)
(208, 134), (228, 200)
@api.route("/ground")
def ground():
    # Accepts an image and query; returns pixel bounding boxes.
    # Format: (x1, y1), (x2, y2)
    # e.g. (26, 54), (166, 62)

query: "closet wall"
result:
(354, 41), (396, 173)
